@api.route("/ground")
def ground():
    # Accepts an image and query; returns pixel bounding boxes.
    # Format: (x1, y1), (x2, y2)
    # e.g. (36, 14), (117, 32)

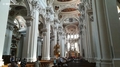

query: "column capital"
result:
(86, 2), (92, 11)
(43, 32), (46, 36)
(31, 0), (41, 10)
(78, 2), (85, 12)
(58, 31), (63, 35)
(41, 28), (47, 32)
(46, 6), (54, 14)
(7, 25), (14, 31)
(81, 0), (87, 3)
(7, 22), (16, 31)
(54, 26), (57, 30)
(24, 16), (33, 27)
(37, 37), (42, 41)
(50, 35), (55, 41)
(51, 34), (55, 38)
(62, 37), (65, 39)
(89, 14), (93, 22)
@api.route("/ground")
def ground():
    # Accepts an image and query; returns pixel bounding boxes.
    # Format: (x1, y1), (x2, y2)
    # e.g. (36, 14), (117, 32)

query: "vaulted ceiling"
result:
(53, 0), (80, 34)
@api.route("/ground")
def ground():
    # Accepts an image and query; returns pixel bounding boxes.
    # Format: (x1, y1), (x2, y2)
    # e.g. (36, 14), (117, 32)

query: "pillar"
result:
(54, 27), (57, 49)
(16, 34), (25, 59)
(37, 37), (42, 58)
(45, 21), (51, 60)
(92, 0), (112, 67)
(42, 18), (51, 60)
(50, 36), (54, 59)
(0, 0), (10, 66)
(61, 34), (65, 57)
(82, 20), (88, 60)
(92, 0), (102, 67)
(22, 7), (39, 62)
(103, 0), (120, 67)
(3, 23), (14, 55)
(41, 6), (54, 60)
(42, 32), (47, 60)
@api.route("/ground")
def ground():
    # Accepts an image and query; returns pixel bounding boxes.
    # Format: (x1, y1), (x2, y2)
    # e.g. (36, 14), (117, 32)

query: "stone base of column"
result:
(113, 58), (120, 67)
(88, 57), (95, 62)
(0, 59), (4, 66)
(42, 57), (50, 60)
(95, 58), (101, 67)
(27, 58), (36, 62)
(101, 59), (112, 67)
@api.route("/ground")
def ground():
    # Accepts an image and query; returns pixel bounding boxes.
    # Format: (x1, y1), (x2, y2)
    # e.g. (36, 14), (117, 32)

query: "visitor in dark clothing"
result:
(20, 58), (27, 67)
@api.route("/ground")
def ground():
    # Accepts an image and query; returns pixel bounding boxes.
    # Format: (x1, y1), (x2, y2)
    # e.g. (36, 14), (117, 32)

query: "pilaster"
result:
(3, 23), (14, 55)
(104, 0), (120, 67)
(37, 37), (42, 57)
(0, 0), (10, 66)
(92, 0), (112, 67)
(22, 7), (39, 62)
(50, 35), (55, 59)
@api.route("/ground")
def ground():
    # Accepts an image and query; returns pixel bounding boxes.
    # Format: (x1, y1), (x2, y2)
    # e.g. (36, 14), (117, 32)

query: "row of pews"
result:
(2, 60), (53, 67)
(52, 59), (96, 67)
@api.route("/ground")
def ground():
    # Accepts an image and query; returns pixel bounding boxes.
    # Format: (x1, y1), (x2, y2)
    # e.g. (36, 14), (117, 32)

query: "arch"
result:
(24, 0), (32, 16)
(9, 5), (28, 21)
(39, 14), (46, 28)
(60, 15), (79, 23)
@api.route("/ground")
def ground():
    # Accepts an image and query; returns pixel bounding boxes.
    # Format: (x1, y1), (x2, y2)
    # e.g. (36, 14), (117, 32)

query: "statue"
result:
(54, 42), (60, 58)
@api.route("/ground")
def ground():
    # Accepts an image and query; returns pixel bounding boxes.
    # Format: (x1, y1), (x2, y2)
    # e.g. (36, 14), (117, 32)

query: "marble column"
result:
(42, 32), (47, 60)
(92, 0), (102, 67)
(0, 0), (10, 66)
(42, 21), (51, 60)
(54, 27), (57, 49)
(58, 32), (65, 57)
(37, 37), (42, 58)
(104, 0), (120, 67)
(59, 32), (62, 57)
(45, 22), (51, 60)
(92, 0), (112, 67)
(61, 34), (65, 57)
(22, 8), (39, 62)
(3, 24), (14, 55)
(50, 36), (54, 59)
(16, 34), (25, 59)
(82, 21), (88, 60)
(42, 6), (54, 60)
(85, 11), (95, 62)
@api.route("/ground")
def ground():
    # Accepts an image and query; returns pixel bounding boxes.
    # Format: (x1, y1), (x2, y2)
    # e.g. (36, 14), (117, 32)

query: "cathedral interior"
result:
(0, 0), (120, 67)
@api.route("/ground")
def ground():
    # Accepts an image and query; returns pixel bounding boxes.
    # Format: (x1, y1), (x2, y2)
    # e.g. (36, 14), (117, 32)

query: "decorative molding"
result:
(87, 11), (93, 22)
(89, 14), (93, 22)
(37, 37), (42, 41)
(58, 31), (63, 35)
(31, 1), (40, 10)
(46, 6), (54, 14)
(24, 16), (33, 27)
(81, 0), (87, 3)
(54, 18), (60, 23)
(54, 26), (57, 30)
(79, 17), (83, 22)
(41, 28), (47, 32)
(78, 3), (85, 12)
(43, 32), (46, 36)
(7, 25), (14, 31)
